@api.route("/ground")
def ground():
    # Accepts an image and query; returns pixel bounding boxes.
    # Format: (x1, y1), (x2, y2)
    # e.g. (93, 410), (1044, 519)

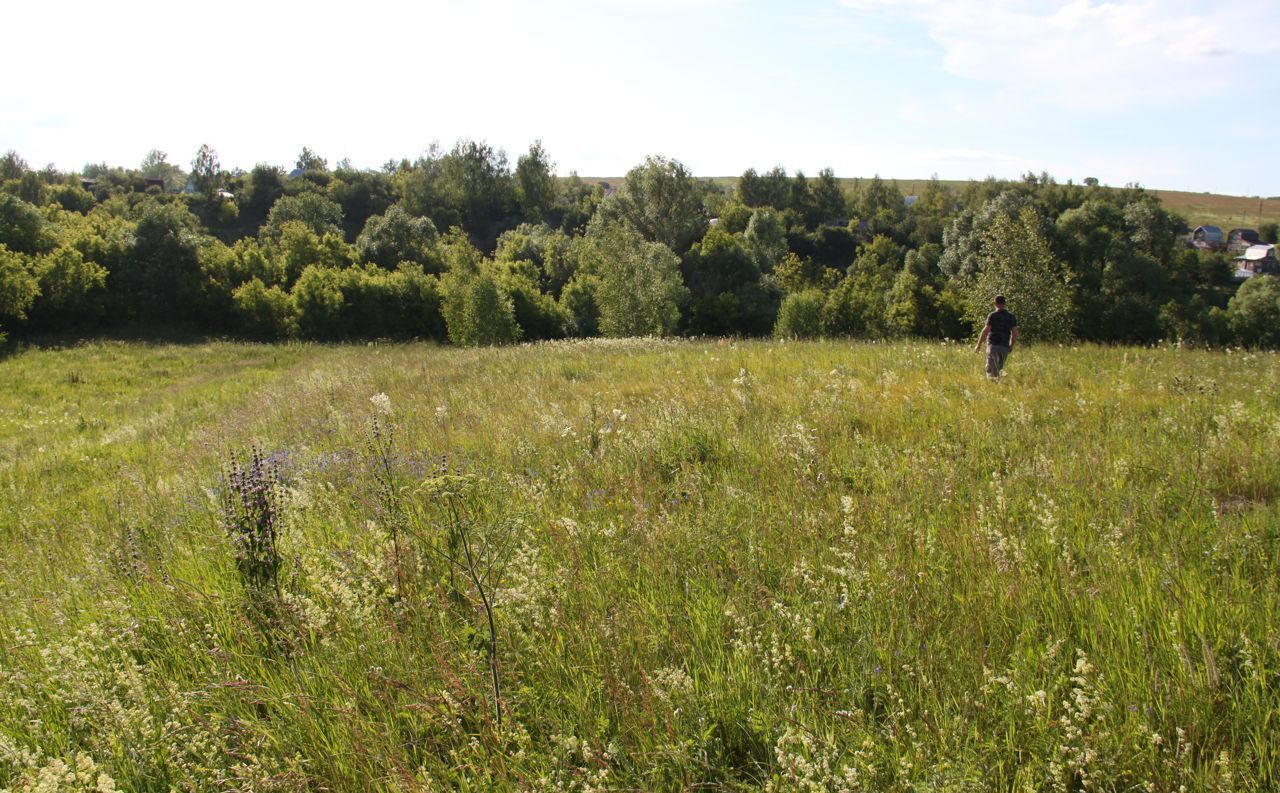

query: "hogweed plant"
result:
(366, 397), (409, 600)
(417, 473), (515, 731)
(220, 445), (284, 598)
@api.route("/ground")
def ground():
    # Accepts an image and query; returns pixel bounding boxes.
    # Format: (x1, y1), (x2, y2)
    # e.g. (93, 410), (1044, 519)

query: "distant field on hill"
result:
(577, 176), (1276, 231)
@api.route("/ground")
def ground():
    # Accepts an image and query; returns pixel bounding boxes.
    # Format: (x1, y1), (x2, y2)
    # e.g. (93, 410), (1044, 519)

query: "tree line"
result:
(2, 142), (1277, 348)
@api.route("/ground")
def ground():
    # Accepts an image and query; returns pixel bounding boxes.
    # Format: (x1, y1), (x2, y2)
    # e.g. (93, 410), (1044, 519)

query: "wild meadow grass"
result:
(1, 338), (1278, 791)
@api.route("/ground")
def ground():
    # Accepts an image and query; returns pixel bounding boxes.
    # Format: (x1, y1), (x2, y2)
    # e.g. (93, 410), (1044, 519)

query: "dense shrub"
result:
(774, 288), (825, 339)
(233, 278), (297, 339)
(1228, 275), (1280, 348)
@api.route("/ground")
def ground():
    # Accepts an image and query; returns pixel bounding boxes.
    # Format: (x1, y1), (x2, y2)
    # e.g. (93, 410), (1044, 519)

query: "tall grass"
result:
(1, 338), (1277, 791)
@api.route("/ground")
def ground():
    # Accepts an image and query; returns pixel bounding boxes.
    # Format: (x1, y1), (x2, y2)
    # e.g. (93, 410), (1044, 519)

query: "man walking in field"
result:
(975, 295), (1018, 379)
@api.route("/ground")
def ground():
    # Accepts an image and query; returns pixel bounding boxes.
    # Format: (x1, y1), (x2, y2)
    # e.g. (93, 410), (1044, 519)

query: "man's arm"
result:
(975, 323), (990, 352)
(1009, 326), (1018, 348)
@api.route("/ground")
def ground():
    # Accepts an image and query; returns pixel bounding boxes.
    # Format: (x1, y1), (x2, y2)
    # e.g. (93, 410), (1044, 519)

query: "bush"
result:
(501, 274), (566, 340)
(560, 275), (601, 337)
(355, 206), (441, 271)
(29, 246), (108, 328)
(774, 289), (825, 339)
(443, 273), (521, 346)
(234, 278), (297, 339)
(292, 265), (345, 338)
(1227, 275), (1280, 347)
(339, 264), (445, 339)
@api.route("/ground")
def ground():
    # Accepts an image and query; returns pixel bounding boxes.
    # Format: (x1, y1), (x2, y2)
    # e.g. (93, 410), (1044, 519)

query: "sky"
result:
(2, 0), (1277, 196)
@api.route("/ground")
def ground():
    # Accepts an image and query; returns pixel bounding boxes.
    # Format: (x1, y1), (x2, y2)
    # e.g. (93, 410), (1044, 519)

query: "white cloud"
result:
(839, 0), (1280, 109)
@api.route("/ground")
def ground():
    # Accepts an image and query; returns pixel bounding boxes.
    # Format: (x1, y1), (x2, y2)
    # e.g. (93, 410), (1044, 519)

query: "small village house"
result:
(1192, 225), (1226, 251)
(1233, 243), (1278, 279)
(1227, 228), (1261, 255)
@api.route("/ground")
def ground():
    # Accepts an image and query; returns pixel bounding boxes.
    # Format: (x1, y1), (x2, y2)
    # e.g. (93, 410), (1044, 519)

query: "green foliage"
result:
(598, 155), (708, 253)
(0, 149), (28, 181)
(242, 164), (286, 228)
(233, 278), (297, 339)
(190, 143), (221, 197)
(499, 272), (567, 341)
(961, 208), (1075, 342)
(681, 227), (770, 335)
(139, 149), (185, 192)
(28, 246), (108, 327)
(338, 263), (445, 340)
(0, 243), (39, 330)
(737, 165), (791, 209)
(1228, 275), (1280, 347)
(559, 274), (601, 337)
(263, 192), (344, 241)
(356, 205), (441, 271)
(49, 183), (96, 213)
(742, 208), (788, 271)
(716, 202), (753, 234)
(4, 171), (50, 206)
(114, 200), (205, 322)
(443, 271), (521, 346)
(295, 146), (328, 173)
(586, 219), (688, 337)
(327, 167), (396, 240)
(772, 252), (837, 294)
(1159, 295), (1230, 346)
(292, 265), (346, 338)
(773, 288), (825, 338)
(399, 139), (516, 239)
(514, 140), (558, 224)
(0, 193), (51, 254)
(494, 223), (577, 297)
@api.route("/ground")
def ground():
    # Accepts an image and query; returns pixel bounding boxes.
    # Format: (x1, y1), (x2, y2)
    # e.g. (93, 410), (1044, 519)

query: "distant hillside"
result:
(575, 176), (1276, 231)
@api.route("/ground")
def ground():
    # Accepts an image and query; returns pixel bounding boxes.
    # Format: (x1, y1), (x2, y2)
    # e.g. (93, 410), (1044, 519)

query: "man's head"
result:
(994, 295), (1007, 308)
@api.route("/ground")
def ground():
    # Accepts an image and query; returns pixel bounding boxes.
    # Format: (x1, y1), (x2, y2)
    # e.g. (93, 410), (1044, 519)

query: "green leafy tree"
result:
(262, 192), (344, 241)
(0, 194), (51, 254)
(115, 200), (204, 322)
(190, 144), (222, 196)
(1228, 276), (1280, 347)
(28, 246), (108, 328)
(140, 149), (185, 192)
(233, 278), (297, 338)
(681, 226), (770, 335)
(327, 167), (395, 240)
(774, 289), (825, 339)
(596, 155), (708, 253)
(962, 207), (1074, 342)
(443, 272), (521, 346)
(0, 150), (28, 182)
(435, 139), (515, 236)
(559, 274), (601, 337)
(809, 168), (848, 227)
(356, 205), (441, 270)
(50, 183), (95, 213)
(292, 265), (346, 338)
(242, 164), (286, 229)
(514, 140), (558, 224)
(773, 252), (837, 294)
(586, 219), (688, 337)
(5, 172), (49, 206)
(743, 207), (788, 271)
(738, 166), (791, 210)
(295, 147), (328, 173)
(0, 243), (39, 339)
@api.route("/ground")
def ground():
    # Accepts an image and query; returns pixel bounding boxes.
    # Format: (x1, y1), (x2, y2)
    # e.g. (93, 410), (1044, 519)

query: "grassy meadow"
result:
(1, 338), (1278, 791)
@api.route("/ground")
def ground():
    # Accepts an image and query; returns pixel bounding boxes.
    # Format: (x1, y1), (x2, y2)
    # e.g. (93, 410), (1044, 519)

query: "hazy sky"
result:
(3, 0), (1277, 195)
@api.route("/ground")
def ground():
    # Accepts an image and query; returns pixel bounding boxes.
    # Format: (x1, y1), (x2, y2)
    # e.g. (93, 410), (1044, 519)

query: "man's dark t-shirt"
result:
(986, 308), (1017, 346)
